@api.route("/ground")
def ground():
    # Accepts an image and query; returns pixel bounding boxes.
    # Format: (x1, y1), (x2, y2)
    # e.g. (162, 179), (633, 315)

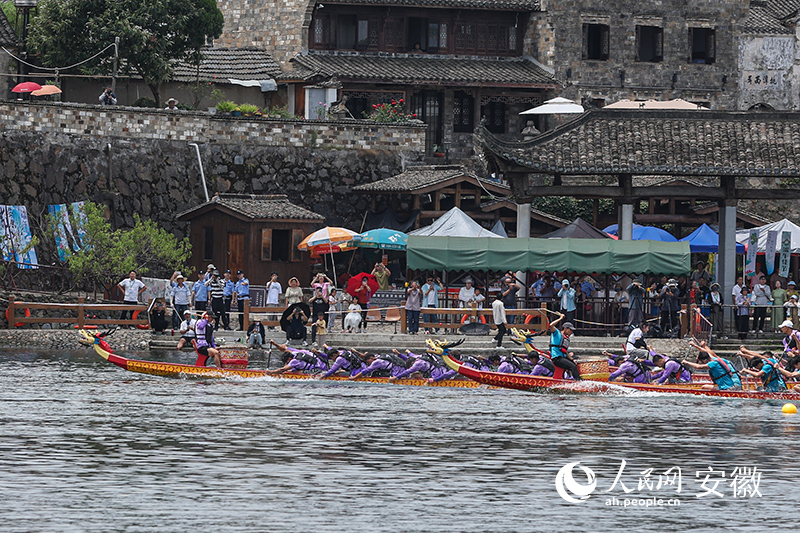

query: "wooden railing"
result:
(5, 298), (152, 328)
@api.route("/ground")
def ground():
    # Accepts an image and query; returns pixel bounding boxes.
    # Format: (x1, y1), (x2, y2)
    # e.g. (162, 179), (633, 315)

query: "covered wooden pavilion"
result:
(475, 108), (800, 319)
(353, 165), (567, 236)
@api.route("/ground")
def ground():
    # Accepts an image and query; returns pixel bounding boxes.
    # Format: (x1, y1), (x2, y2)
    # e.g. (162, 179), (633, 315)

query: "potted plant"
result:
(238, 103), (260, 116)
(216, 100), (237, 115)
(432, 144), (445, 157)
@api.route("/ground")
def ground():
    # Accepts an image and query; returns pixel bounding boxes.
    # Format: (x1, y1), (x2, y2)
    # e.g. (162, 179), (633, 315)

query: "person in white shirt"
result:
(118, 270), (146, 324)
(625, 322), (651, 360)
(265, 272), (282, 328)
(492, 295), (508, 348)
(176, 310), (197, 350)
(458, 278), (476, 308)
(732, 276), (744, 301)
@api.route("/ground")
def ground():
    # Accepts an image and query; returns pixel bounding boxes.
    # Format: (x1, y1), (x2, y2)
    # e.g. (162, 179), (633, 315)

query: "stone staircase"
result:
(147, 328), (724, 360)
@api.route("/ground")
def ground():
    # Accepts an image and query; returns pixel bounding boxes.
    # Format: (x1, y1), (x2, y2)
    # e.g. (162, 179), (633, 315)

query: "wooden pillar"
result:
(401, 306), (407, 333)
(455, 183), (462, 209)
(434, 191), (441, 211)
(77, 297), (85, 328)
(592, 199), (599, 228)
(244, 299), (250, 327)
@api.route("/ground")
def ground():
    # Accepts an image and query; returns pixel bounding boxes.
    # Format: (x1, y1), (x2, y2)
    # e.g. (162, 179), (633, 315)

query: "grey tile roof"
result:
(353, 165), (511, 193)
(740, 4), (793, 34)
(480, 199), (570, 224)
(763, 0), (800, 20)
(476, 109), (800, 176)
(178, 194), (325, 220)
(171, 48), (282, 83)
(323, 0), (539, 9)
(291, 52), (556, 86)
(0, 11), (17, 46)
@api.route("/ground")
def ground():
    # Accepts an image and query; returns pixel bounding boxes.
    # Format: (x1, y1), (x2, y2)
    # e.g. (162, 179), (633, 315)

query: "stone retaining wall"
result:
(0, 100), (425, 149)
(0, 328), (152, 351)
(0, 101), (424, 249)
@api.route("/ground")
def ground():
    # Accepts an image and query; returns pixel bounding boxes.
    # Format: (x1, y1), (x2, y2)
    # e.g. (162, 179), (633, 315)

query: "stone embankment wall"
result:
(0, 101), (425, 244)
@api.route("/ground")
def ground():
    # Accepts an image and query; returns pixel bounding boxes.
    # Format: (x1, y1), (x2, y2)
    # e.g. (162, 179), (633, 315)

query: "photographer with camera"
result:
(99, 87), (117, 105)
(659, 279), (680, 333)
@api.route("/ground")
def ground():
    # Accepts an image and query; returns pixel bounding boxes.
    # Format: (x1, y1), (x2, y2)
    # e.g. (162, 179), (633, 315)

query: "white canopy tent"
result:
(520, 97), (584, 115)
(736, 219), (800, 253)
(410, 207), (504, 238)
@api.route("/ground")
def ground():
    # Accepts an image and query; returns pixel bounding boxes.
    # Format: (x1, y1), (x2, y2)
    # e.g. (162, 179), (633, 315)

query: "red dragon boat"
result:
(77, 329), (483, 388)
(440, 351), (800, 400)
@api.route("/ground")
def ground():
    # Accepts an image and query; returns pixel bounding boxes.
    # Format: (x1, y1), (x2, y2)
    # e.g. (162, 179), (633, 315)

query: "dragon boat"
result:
(77, 329), (483, 388)
(440, 350), (800, 400)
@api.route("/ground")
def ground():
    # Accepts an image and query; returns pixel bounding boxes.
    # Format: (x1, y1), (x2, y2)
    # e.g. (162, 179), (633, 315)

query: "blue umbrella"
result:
(357, 228), (408, 250)
(602, 223), (677, 242)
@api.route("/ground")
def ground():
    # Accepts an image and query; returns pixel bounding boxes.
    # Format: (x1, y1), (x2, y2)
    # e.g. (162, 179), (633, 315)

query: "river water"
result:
(1, 348), (798, 532)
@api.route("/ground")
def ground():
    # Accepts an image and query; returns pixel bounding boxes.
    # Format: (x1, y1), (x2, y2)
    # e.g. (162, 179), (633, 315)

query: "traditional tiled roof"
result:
(691, 202), (773, 224)
(477, 109), (800, 176)
(0, 11), (17, 46)
(177, 194), (324, 221)
(763, 0), (800, 20)
(291, 52), (556, 86)
(171, 48), (282, 83)
(479, 199), (570, 225)
(322, 0), (539, 9)
(740, 4), (793, 34)
(353, 166), (511, 193)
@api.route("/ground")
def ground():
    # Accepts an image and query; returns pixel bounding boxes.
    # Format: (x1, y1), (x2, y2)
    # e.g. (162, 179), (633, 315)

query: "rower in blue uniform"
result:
(684, 340), (742, 391)
(548, 313), (581, 380)
(739, 346), (787, 392)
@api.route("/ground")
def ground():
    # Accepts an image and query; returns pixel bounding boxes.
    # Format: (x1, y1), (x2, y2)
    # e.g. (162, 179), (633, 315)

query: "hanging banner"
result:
(48, 202), (87, 261)
(765, 230), (779, 275)
(744, 229), (759, 278)
(779, 230), (792, 277)
(0, 205), (38, 269)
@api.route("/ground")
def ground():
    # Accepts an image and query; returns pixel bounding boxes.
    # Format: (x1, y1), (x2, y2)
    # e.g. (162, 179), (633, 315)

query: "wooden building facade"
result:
(177, 194), (324, 285)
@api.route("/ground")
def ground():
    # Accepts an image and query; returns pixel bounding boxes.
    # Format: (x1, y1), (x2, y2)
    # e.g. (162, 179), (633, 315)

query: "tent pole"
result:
(331, 251), (337, 288)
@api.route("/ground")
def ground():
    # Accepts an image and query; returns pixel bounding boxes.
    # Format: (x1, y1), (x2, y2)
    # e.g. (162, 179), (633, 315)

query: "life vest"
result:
(761, 359), (786, 389)
(340, 350), (364, 371)
(664, 357), (690, 381)
(502, 355), (534, 373)
(622, 359), (649, 381)
(709, 357), (740, 385)
(420, 353), (446, 370)
(293, 352), (325, 371)
(534, 355), (555, 375)
(378, 353), (408, 368)
(549, 330), (568, 356)
(462, 355), (487, 370)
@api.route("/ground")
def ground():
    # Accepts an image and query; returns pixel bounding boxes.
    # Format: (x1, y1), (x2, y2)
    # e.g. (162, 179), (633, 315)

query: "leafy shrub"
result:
(132, 97), (157, 108)
(266, 105), (303, 119)
(216, 100), (237, 113)
(237, 103), (260, 115)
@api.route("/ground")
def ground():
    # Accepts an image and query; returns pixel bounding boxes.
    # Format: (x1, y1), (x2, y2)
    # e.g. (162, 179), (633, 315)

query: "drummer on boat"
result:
(738, 346), (787, 392)
(194, 312), (222, 368)
(683, 340), (742, 391)
(548, 313), (581, 380)
(625, 322), (652, 361)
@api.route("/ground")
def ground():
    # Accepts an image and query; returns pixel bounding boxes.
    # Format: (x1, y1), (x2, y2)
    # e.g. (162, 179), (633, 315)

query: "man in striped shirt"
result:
(205, 270), (226, 331)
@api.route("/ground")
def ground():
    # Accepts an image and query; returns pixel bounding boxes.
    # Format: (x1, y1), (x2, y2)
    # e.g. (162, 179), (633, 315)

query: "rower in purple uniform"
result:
(349, 349), (410, 379)
(194, 312), (222, 368)
(266, 340), (329, 374)
(528, 352), (556, 377)
(388, 350), (457, 384)
(651, 353), (692, 384)
(320, 347), (367, 378)
(609, 356), (651, 383)
(461, 354), (496, 371)
(497, 353), (533, 374)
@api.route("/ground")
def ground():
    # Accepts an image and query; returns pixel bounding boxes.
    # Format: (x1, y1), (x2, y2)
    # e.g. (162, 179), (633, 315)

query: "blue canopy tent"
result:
(602, 223), (677, 242)
(680, 223), (745, 253)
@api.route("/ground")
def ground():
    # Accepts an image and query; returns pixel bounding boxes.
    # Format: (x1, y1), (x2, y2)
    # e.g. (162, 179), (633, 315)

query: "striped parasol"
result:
(298, 227), (361, 251)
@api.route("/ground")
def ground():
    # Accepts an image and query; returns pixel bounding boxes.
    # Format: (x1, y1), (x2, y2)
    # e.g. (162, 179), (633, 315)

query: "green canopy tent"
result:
(407, 236), (690, 274)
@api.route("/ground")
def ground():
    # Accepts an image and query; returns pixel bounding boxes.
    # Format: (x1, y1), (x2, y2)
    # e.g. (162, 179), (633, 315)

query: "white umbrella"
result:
(604, 98), (708, 110)
(520, 97), (585, 115)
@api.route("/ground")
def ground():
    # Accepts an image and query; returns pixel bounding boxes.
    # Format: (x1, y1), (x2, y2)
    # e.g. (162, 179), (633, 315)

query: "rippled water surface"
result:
(2, 348), (799, 532)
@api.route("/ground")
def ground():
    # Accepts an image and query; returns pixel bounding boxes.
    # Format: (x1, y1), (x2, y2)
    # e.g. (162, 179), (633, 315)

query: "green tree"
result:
(52, 202), (191, 290)
(28, 0), (224, 107)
